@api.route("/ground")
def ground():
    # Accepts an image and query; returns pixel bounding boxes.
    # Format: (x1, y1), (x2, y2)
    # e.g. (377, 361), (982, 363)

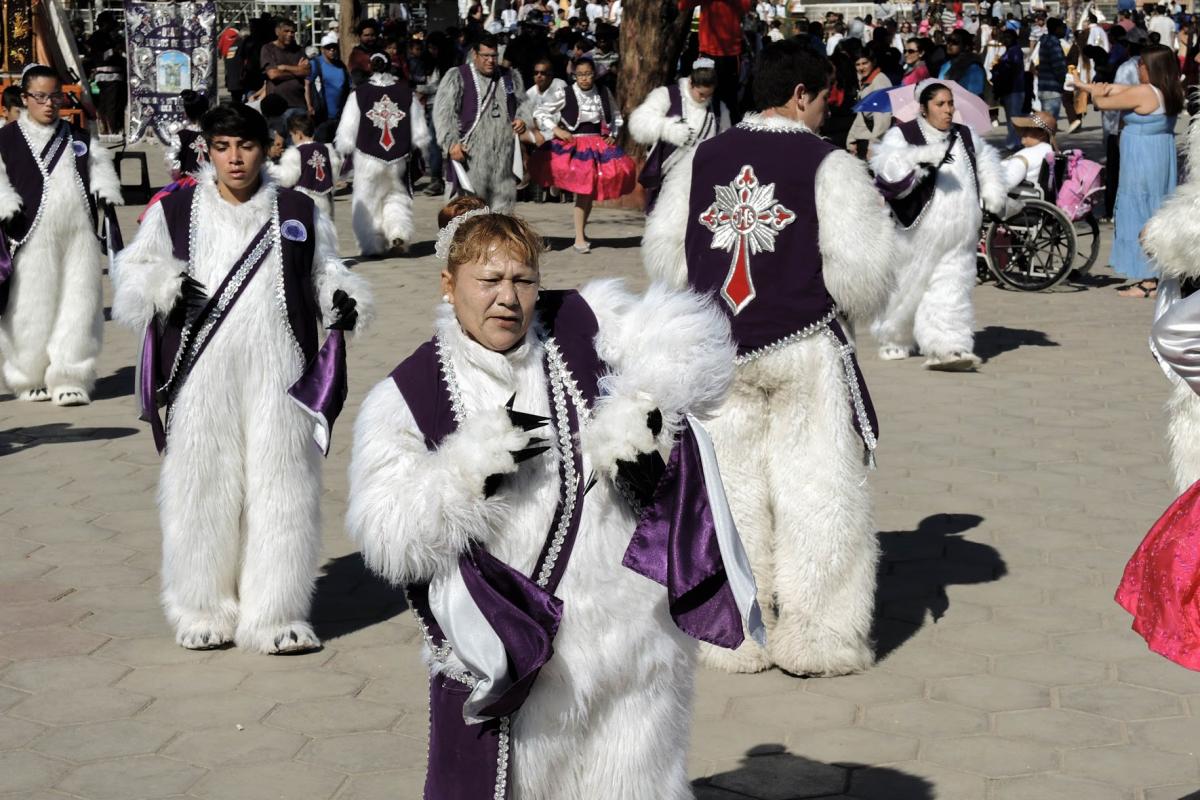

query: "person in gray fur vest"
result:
(432, 34), (533, 213)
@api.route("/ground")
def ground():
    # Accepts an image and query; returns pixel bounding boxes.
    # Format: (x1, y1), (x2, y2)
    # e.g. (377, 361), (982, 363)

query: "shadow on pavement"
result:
(545, 234), (643, 251)
(311, 552), (409, 641)
(0, 423), (139, 456)
(974, 325), (1060, 362)
(694, 745), (935, 800)
(93, 365), (135, 400)
(873, 513), (1006, 661)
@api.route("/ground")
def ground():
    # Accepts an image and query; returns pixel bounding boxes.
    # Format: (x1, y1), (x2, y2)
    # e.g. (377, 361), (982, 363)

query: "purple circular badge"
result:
(71, 140), (88, 157)
(280, 219), (308, 242)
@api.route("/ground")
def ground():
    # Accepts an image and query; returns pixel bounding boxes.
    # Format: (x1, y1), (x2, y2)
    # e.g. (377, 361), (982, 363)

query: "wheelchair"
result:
(977, 154), (1103, 292)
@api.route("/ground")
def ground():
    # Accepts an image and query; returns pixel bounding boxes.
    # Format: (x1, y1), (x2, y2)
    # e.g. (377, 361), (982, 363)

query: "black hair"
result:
(1047, 17), (1066, 37)
(918, 81), (952, 109)
(752, 39), (831, 111)
(572, 56), (596, 72)
(201, 102), (270, 147)
(275, 17), (296, 30)
(356, 18), (379, 34)
(20, 65), (60, 91)
(2, 85), (24, 111)
(856, 48), (878, 65)
(1001, 28), (1019, 47)
(947, 28), (974, 51)
(690, 66), (718, 88)
(180, 90), (208, 122)
(287, 114), (316, 137)
(259, 93), (289, 118)
(476, 33), (500, 51)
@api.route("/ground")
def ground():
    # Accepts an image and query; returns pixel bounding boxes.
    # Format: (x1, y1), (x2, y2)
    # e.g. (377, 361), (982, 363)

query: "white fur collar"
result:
(435, 303), (542, 383)
(17, 112), (57, 145)
(369, 72), (398, 86)
(917, 116), (951, 143)
(678, 78), (708, 110)
(737, 112), (813, 134)
(195, 162), (278, 216)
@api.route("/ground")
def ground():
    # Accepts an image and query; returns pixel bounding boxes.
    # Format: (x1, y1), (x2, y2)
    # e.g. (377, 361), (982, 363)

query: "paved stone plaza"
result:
(2, 125), (1200, 800)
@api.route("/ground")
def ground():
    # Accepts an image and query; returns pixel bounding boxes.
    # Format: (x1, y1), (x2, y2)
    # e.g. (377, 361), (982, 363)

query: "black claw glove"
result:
(179, 273), (208, 325)
(484, 396), (552, 497)
(613, 408), (666, 511)
(328, 289), (358, 331)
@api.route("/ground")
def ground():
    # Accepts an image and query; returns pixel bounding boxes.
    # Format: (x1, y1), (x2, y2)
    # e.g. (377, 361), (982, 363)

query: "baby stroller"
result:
(979, 149), (1105, 292)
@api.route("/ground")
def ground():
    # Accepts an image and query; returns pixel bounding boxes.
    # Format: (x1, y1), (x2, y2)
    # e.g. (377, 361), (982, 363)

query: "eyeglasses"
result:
(477, 51), (499, 60)
(533, 69), (551, 75)
(24, 91), (67, 105)
(905, 48), (920, 53)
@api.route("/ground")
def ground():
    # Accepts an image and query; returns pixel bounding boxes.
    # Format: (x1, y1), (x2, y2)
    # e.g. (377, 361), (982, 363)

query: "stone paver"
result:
(3, 116), (1200, 799)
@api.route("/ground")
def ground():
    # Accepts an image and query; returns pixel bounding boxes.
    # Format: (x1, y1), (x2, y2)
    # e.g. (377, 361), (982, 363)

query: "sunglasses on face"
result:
(534, 69), (551, 75)
(905, 48), (919, 53)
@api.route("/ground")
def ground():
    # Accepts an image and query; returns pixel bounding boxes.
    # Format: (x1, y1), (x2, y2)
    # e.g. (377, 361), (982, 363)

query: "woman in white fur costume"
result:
(629, 59), (730, 283)
(870, 81), (1008, 371)
(347, 197), (761, 798)
(0, 65), (124, 405)
(1143, 92), (1200, 492)
(335, 54), (429, 255)
(112, 104), (372, 654)
(682, 41), (895, 676)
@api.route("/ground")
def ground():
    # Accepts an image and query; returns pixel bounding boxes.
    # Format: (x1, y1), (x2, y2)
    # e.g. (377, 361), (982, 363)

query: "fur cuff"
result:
(583, 393), (660, 479)
(111, 256), (185, 332)
(0, 182), (20, 222)
(436, 407), (529, 498)
(908, 141), (951, 169)
(89, 141), (126, 206)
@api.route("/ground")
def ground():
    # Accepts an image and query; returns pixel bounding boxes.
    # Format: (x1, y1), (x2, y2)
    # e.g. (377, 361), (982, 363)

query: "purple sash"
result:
(876, 120), (978, 229)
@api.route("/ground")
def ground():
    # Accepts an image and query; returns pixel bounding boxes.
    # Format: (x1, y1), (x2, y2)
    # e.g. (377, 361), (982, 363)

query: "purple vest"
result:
(685, 124), (837, 354)
(639, 83), (722, 213)
(877, 119), (978, 229)
(390, 290), (603, 800)
(177, 128), (208, 176)
(560, 85), (613, 135)
(155, 185), (320, 409)
(456, 63), (518, 141)
(296, 142), (335, 194)
(353, 82), (414, 162)
(0, 120), (95, 249)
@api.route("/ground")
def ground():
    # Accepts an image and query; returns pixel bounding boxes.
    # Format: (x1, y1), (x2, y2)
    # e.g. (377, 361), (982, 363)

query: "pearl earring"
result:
(442, 294), (451, 304)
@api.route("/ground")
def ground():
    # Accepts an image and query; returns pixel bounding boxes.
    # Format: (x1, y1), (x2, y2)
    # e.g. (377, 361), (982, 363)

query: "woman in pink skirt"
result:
(535, 57), (637, 253)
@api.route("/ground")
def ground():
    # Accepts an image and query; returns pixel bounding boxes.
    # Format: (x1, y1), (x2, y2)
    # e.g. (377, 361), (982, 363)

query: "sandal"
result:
(1117, 279), (1158, 298)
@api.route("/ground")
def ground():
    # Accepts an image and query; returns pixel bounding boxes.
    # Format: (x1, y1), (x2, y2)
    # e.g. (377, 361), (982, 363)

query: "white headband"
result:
(434, 206), (493, 260)
(692, 57), (716, 70)
(21, 63), (48, 78)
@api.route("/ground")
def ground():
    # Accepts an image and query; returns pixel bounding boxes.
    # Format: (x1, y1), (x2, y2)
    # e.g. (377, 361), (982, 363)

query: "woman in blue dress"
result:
(1079, 44), (1183, 298)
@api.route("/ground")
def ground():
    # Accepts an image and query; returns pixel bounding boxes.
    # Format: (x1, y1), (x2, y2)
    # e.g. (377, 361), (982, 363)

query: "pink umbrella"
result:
(885, 80), (992, 134)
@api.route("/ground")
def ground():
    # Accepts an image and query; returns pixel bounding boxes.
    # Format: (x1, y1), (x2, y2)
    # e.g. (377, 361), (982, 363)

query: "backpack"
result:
(1047, 149), (1105, 221)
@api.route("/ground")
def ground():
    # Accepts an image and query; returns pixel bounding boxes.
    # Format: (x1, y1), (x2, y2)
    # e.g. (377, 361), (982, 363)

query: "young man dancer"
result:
(112, 103), (372, 653)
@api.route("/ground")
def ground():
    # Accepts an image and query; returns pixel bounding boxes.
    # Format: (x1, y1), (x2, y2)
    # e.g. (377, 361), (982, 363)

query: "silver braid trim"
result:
(535, 337), (582, 588)
(733, 309), (838, 366)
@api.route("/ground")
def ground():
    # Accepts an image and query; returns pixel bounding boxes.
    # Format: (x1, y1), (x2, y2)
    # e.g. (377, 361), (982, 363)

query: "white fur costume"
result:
(112, 167), (372, 653)
(347, 280), (734, 799)
(677, 114), (896, 676)
(870, 119), (1007, 365)
(0, 113), (123, 402)
(629, 78), (729, 284)
(269, 142), (343, 219)
(334, 73), (429, 255)
(1143, 106), (1200, 492)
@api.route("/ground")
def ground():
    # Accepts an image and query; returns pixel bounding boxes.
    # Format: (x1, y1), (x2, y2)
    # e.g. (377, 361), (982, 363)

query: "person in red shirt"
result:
(679, 0), (752, 119)
(217, 25), (239, 58)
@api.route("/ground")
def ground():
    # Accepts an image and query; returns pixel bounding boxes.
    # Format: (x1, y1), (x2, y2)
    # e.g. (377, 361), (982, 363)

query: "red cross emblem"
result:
(698, 165), (796, 314)
(365, 95), (406, 151)
(307, 149), (327, 182)
(189, 136), (208, 164)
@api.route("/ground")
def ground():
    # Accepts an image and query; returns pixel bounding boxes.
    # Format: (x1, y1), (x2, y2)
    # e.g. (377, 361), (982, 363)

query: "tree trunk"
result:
(339, 0), (356, 66)
(618, 0), (691, 155)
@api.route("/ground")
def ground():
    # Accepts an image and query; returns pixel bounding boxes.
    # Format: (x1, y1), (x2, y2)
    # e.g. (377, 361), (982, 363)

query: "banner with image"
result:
(124, 0), (216, 144)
